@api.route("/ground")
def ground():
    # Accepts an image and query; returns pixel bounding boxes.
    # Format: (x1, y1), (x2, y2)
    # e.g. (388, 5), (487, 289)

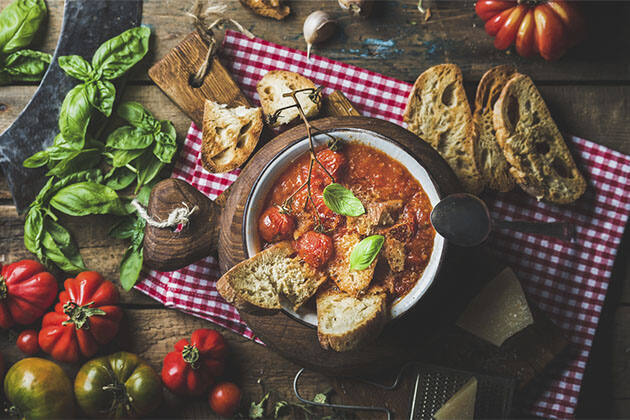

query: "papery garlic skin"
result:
(303, 10), (336, 59)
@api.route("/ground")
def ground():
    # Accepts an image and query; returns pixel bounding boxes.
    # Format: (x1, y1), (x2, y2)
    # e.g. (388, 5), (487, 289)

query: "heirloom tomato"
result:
(475, 0), (586, 60)
(0, 259), (57, 328)
(4, 358), (74, 419)
(39, 271), (123, 362)
(209, 382), (242, 418)
(162, 328), (227, 396)
(75, 352), (162, 418)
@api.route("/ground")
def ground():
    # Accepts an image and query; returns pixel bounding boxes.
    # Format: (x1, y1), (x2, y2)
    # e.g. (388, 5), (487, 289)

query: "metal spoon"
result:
(429, 193), (576, 247)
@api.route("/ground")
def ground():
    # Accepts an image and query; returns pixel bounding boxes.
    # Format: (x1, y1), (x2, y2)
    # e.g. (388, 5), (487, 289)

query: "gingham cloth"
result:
(135, 30), (630, 418)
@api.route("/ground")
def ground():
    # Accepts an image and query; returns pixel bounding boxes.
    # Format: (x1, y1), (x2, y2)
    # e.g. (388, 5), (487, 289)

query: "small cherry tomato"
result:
(209, 382), (242, 418)
(297, 231), (334, 268)
(315, 149), (346, 181)
(258, 206), (295, 243)
(17, 330), (39, 355)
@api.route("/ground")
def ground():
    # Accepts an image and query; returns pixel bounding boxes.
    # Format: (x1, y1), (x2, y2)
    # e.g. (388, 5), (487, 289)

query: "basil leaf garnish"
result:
(322, 183), (365, 217)
(106, 125), (154, 150)
(23, 149), (49, 168)
(41, 230), (85, 273)
(59, 84), (92, 146)
(117, 101), (155, 130)
(50, 181), (130, 216)
(91, 26), (150, 80)
(86, 80), (115, 116)
(45, 148), (101, 177)
(1, 49), (50, 82)
(119, 246), (144, 291)
(0, 0), (47, 56)
(349, 235), (384, 271)
(23, 205), (44, 256)
(105, 166), (136, 191)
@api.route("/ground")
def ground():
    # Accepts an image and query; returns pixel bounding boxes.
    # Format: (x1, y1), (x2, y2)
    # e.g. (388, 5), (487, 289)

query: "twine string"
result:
(187, 1), (255, 86)
(131, 199), (199, 229)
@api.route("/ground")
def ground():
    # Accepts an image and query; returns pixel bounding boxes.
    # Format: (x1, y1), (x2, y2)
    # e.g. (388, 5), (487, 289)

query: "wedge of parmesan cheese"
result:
(433, 377), (477, 420)
(456, 267), (534, 347)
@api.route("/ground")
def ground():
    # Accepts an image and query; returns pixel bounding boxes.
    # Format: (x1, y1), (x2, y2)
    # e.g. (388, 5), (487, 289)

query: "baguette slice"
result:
(473, 65), (517, 192)
(317, 287), (388, 352)
(257, 70), (321, 126)
(493, 74), (586, 203)
(216, 241), (325, 311)
(201, 100), (263, 173)
(403, 64), (484, 194)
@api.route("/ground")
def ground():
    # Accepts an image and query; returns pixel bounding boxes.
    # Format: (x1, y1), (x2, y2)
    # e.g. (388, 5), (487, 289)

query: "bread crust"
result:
(493, 73), (586, 204)
(201, 100), (263, 173)
(256, 70), (321, 126)
(403, 64), (484, 194)
(473, 65), (517, 192)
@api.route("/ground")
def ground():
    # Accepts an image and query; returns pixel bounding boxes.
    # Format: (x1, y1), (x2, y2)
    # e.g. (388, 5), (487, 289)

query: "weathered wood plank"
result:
(3, 84), (630, 154)
(0, 308), (332, 419)
(612, 306), (630, 400)
(2, 0), (629, 83)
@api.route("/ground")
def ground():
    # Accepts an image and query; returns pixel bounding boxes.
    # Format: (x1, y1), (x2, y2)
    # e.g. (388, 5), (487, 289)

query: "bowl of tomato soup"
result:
(243, 128), (446, 326)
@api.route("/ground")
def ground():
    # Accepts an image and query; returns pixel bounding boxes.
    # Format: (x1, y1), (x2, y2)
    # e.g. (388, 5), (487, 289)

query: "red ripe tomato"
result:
(17, 330), (40, 355)
(296, 231), (334, 268)
(475, 0), (586, 60)
(0, 260), (57, 329)
(162, 328), (227, 396)
(38, 272), (122, 363)
(314, 149), (346, 181)
(311, 188), (343, 231)
(258, 206), (296, 243)
(209, 382), (242, 418)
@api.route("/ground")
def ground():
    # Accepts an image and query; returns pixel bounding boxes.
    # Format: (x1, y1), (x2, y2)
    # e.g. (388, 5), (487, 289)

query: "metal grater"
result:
(294, 363), (516, 419)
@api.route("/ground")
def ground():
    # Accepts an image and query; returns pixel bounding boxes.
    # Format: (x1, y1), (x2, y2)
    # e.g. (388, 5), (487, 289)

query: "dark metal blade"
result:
(0, 0), (143, 213)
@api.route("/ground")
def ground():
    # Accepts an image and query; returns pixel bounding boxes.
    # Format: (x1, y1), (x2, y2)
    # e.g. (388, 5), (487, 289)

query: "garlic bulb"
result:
(338, 0), (373, 17)
(303, 11), (336, 60)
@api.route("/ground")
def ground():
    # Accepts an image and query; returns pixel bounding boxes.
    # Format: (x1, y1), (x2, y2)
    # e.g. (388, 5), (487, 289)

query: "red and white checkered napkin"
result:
(136, 30), (630, 418)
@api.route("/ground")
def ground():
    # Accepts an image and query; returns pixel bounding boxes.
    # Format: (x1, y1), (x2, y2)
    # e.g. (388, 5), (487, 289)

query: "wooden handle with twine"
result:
(187, 0), (255, 86)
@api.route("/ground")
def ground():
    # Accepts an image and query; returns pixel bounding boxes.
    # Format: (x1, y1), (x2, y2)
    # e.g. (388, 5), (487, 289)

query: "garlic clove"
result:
(303, 10), (336, 60)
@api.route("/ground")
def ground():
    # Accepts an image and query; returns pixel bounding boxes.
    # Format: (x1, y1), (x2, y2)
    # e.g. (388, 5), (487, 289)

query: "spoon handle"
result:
(493, 220), (577, 242)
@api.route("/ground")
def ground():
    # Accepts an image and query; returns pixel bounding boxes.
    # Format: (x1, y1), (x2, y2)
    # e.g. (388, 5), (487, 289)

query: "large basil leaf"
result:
(153, 121), (177, 163)
(108, 148), (145, 168)
(42, 230), (85, 273)
(106, 125), (154, 150)
(119, 246), (143, 291)
(322, 183), (365, 217)
(135, 151), (164, 192)
(23, 149), (49, 168)
(86, 79), (115, 116)
(117, 101), (155, 131)
(91, 26), (150, 80)
(349, 235), (384, 271)
(50, 181), (129, 216)
(58, 54), (93, 81)
(1, 49), (50, 82)
(105, 166), (135, 190)
(59, 83), (93, 146)
(46, 148), (101, 177)
(0, 0), (46, 56)
(23, 205), (44, 258)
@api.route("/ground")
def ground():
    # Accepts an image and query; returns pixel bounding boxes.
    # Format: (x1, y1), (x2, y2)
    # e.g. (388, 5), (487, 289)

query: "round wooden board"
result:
(218, 116), (462, 376)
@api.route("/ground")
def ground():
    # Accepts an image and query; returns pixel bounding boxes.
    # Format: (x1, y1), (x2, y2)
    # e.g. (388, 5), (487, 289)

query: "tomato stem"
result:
(0, 275), (7, 300)
(182, 344), (200, 369)
(62, 301), (106, 329)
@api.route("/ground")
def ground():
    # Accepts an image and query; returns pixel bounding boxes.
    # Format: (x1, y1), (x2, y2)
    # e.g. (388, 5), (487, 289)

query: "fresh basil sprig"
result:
(322, 183), (365, 217)
(349, 235), (384, 271)
(57, 26), (150, 146)
(0, 0), (51, 85)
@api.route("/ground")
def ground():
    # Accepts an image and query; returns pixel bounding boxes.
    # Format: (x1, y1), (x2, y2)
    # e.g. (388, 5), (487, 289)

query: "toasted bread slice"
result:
(201, 100), (263, 173)
(216, 241), (326, 311)
(403, 64), (484, 194)
(380, 222), (413, 273)
(327, 232), (375, 297)
(473, 65), (517, 192)
(493, 74), (586, 203)
(347, 200), (402, 236)
(256, 70), (321, 126)
(239, 0), (289, 20)
(316, 287), (388, 352)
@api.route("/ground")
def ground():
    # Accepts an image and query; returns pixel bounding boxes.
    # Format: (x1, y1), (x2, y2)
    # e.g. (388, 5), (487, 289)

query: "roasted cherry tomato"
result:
(75, 352), (162, 418)
(0, 260), (57, 329)
(475, 0), (586, 60)
(296, 231), (334, 268)
(312, 187), (343, 231)
(17, 330), (40, 355)
(162, 328), (227, 396)
(209, 382), (242, 418)
(314, 148), (347, 181)
(258, 206), (295, 243)
(39, 271), (122, 363)
(4, 358), (74, 419)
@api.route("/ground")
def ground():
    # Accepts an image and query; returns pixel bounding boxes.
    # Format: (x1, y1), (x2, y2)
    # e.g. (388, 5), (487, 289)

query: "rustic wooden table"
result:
(1, 0), (628, 418)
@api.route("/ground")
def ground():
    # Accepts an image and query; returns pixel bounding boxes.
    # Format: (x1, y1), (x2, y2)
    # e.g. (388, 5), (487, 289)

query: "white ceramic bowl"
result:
(243, 128), (446, 327)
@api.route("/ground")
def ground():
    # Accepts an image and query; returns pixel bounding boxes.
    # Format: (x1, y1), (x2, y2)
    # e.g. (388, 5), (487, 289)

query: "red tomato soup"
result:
(258, 143), (435, 301)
